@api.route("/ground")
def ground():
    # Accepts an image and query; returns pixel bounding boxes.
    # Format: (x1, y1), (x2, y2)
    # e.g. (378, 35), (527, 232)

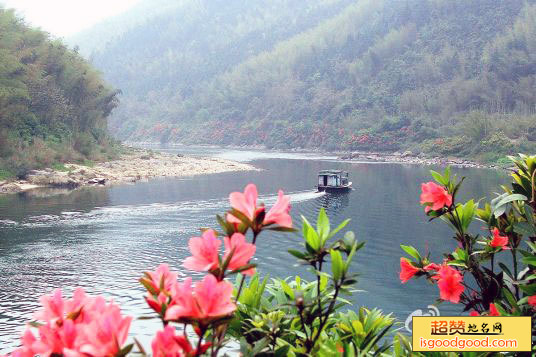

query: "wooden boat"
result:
(317, 170), (352, 192)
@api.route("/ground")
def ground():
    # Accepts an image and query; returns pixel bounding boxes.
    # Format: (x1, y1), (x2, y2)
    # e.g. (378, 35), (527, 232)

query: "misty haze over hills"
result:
(72, 0), (536, 161)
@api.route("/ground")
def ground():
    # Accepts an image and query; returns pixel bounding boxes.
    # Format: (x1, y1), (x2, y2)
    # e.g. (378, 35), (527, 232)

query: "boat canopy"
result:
(318, 170), (348, 176)
(318, 170), (349, 187)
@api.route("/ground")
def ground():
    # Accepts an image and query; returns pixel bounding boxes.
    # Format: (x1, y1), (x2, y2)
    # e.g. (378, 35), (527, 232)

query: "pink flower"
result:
(399, 258), (420, 283)
(490, 228), (509, 250)
(469, 310), (479, 316)
(34, 288), (88, 323)
(151, 325), (206, 357)
(223, 233), (256, 275)
(528, 295), (536, 307)
(227, 184), (262, 224)
(194, 275), (236, 319)
(13, 289), (132, 357)
(227, 184), (293, 229)
(30, 320), (78, 356)
(141, 264), (179, 315)
(10, 330), (38, 357)
(142, 264), (178, 295)
(73, 296), (132, 356)
(183, 229), (221, 272)
(264, 190), (292, 228)
(437, 265), (464, 304)
(423, 263), (441, 272)
(165, 275), (236, 322)
(165, 278), (199, 321)
(420, 182), (452, 212)
(489, 303), (500, 316)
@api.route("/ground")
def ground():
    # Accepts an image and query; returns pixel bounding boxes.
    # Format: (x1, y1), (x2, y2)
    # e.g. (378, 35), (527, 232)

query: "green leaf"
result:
(327, 218), (351, 239)
(498, 263), (513, 278)
(496, 193), (527, 207)
(319, 273), (328, 291)
(267, 226), (298, 232)
(492, 193), (527, 218)
(116, 344), (134, 357)
(288, 249), (306, 260)
(134, 338), (147, 355)
(139, 278), (157, 296)
(452, 247), (468, 262)
(430, 170), (447, 186)
(317, 208), (330, 243)
(514, 222), (536, 237)
(461, 200), (476, 231)
(331, 249), (344, 280)
(230, 263), (257, 274)
(302, 216), (321, 251)
(521, 255), (536, 266)
(229, 208), (252, 226)
(400, 245), (421, 261)
(448, 260), (468, 268)
(345, 241), (359, 269)
(502, 288), (519, 311)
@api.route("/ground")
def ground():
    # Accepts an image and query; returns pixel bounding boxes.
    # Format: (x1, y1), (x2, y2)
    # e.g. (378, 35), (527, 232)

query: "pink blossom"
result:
(528, 295), (536, 307)
(75, 301), (132, 356)
(264, 190), (292, 228)
(223, 233), (256, 275)
(34, 288), (88, 323)
(152, 326), (199, 357)
(227, 184), (262, 224)
(399, 258), (420, 283)
(423, 263), (441, 272)
(183, 229), (221, 272)
(142, 263), (178, 295)
(194, 275), (236, 319)
(490, 228), (509, 250)
(10, 330), (38, 357)
(165, 275), (235, 321)
(437, 265), (464, 304)
(165, 278), (199, 321)
(420, 182), (452, 212)
(141, 264), (179, 315)
(12, 289), (131, 357)
(489, 303), (500, 316)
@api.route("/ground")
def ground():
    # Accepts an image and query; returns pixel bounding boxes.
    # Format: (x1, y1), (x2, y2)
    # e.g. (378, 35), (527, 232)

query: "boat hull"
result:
(317, 183), (353, 193)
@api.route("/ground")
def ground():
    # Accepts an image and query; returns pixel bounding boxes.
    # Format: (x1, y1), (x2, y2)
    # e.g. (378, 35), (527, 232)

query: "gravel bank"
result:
(0, 149), (257, 194)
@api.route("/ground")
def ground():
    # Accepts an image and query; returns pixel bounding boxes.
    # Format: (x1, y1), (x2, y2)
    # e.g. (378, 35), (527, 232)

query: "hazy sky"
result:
(1, 0), (140, 37)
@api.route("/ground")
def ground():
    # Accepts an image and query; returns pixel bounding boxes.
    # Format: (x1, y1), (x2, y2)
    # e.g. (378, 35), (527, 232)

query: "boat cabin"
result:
(317, 170), (352, 192)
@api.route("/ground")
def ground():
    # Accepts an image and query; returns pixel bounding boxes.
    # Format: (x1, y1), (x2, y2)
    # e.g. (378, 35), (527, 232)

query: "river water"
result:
(0, 147), (508, 352)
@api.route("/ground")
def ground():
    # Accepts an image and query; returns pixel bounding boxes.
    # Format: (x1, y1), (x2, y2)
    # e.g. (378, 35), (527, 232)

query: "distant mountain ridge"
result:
(74, 0), (536, 162)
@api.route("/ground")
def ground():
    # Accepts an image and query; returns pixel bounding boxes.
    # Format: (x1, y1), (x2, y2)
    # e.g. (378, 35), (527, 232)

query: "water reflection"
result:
(319, 191), (350, 213)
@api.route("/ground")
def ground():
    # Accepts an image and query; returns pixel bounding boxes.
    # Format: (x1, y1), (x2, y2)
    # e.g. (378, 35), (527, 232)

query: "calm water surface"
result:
(0, 148), (508, 352)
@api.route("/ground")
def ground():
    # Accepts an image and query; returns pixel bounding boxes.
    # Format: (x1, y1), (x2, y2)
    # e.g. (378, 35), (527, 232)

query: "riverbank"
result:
(337, 151), (495, 169)
(131, 142), (500, 169)
(0, 148), (257, 194)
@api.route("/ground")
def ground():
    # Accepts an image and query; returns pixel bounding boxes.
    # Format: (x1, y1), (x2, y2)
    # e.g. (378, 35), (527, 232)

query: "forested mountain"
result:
(0, 7), (120, 178)
(76, 0), (536, 162)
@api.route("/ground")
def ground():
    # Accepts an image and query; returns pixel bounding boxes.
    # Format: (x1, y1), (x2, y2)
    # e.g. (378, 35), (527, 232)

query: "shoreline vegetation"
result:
(0, 147), (257, 194)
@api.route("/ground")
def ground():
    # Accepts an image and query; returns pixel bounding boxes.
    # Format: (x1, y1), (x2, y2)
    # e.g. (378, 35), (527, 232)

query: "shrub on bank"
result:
(4, 155), (536, 356)
(401, 155), (536, 343)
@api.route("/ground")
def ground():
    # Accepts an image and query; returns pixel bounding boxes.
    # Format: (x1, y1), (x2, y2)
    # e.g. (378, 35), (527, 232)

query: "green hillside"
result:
(0, 8), (120, 178)
(78, 0), (536, 162)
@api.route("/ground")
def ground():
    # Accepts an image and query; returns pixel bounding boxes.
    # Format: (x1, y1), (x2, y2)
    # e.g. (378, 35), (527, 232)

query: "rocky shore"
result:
(338, 151), (494, 169)
(0, 149), (257, 194)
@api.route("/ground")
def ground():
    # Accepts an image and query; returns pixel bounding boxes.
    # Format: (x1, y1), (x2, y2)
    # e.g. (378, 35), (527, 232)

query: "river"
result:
(0, 147), (508, 352)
